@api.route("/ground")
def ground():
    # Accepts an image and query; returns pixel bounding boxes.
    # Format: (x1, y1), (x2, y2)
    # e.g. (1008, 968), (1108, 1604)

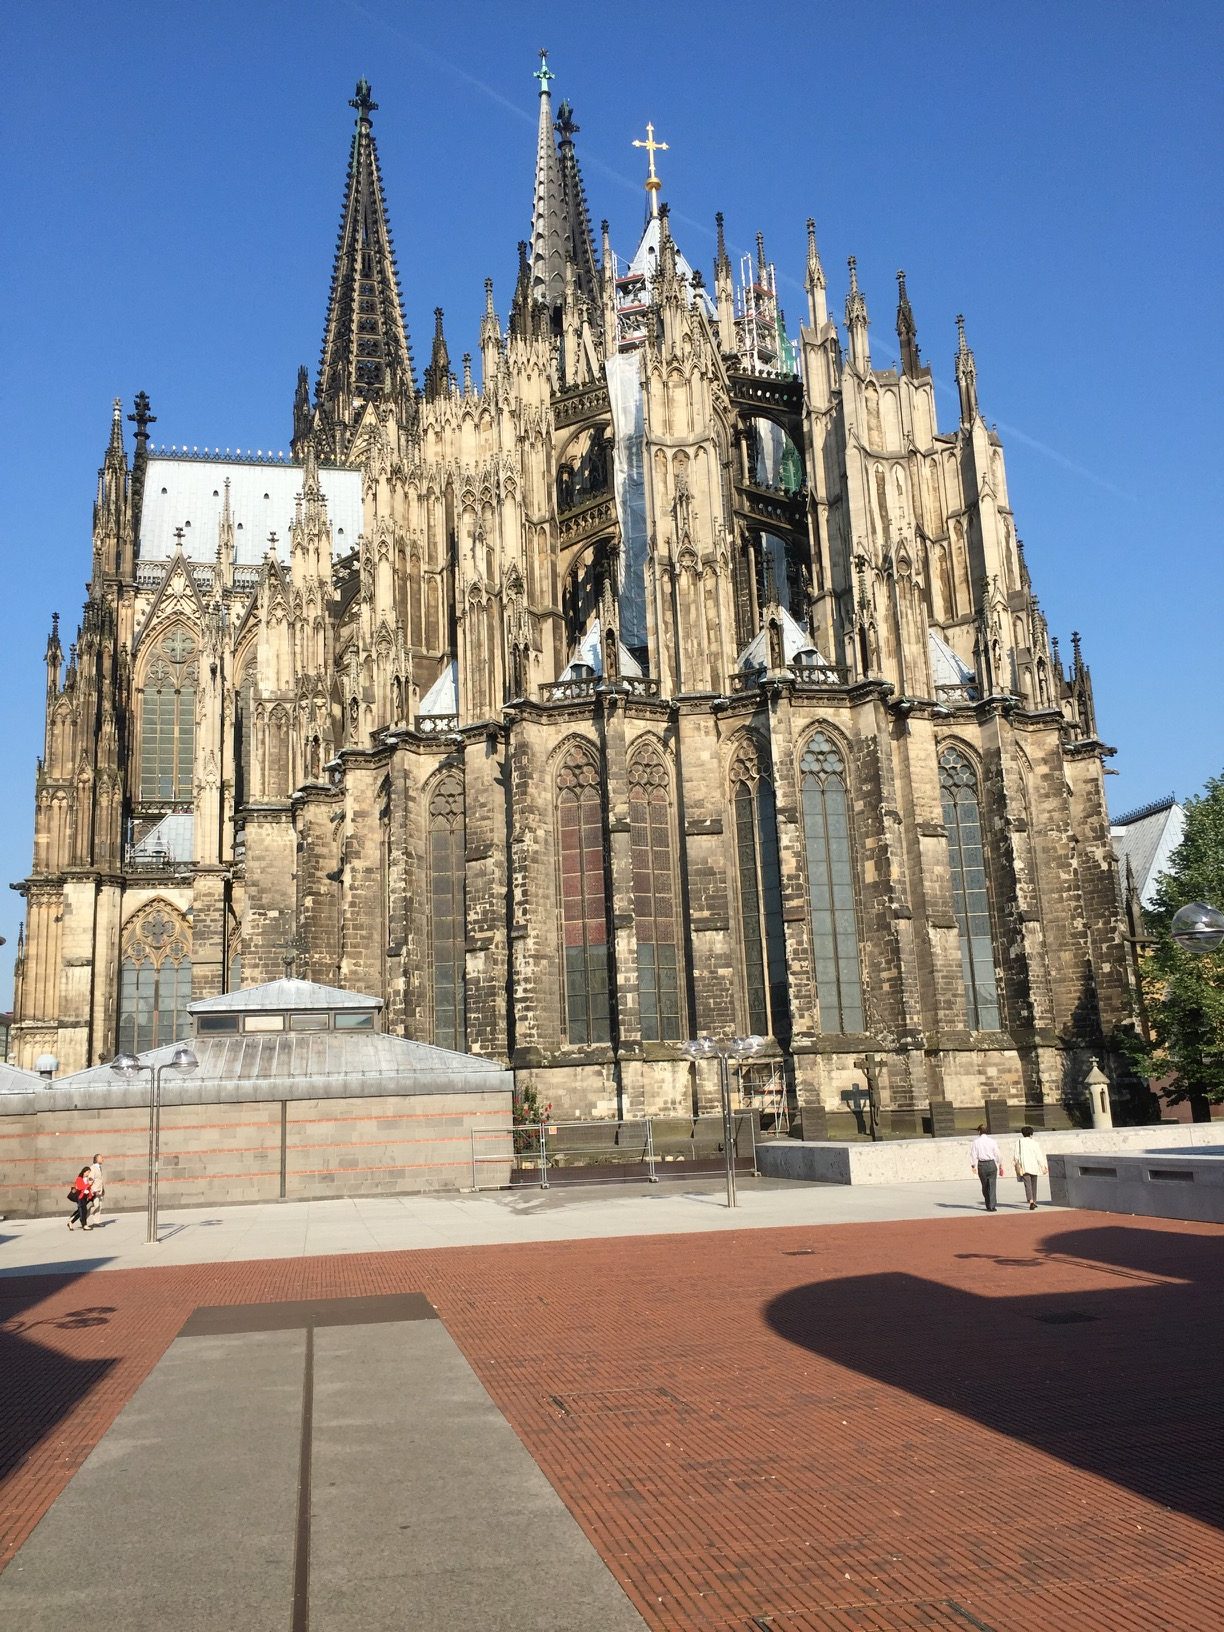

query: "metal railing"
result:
(470, 1113), (759, 1192)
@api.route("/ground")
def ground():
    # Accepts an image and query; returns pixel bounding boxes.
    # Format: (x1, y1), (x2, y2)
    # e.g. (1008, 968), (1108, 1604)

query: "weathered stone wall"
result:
(0, 1087), (511, 1216)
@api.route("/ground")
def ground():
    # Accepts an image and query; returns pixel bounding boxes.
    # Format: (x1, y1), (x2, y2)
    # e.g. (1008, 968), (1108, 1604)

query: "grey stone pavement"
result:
(0, 1170), (1055, 1278)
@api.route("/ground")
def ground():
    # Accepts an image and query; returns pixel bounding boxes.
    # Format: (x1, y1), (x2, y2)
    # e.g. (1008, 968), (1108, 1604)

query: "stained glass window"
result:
(118, 907), (192, 1053)
(557, 749), (610, 1044)
(800, 733), (864, 1033)
(428, 775), (466, 1051)
(629, 750), (683, 1041)
(731, 747), (790, 1038)
(139, 630), (197, 802)
(939, 748), (1001, 1031)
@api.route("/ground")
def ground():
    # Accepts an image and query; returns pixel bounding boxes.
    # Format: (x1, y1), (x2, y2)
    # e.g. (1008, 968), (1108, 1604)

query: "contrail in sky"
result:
(340, 2), (1135, 503)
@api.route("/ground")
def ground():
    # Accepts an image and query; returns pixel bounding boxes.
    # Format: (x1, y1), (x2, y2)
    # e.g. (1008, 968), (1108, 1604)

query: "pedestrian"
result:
(67, 1167), (94, 1231)
(87, 1153), (105, 1222)
(969, 1124), (1003, 1211)
(1013, 1125), (1047, 1210)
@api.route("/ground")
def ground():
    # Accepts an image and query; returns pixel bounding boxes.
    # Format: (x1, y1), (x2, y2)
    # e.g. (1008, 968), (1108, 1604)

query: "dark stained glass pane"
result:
(940, 751), (1001, 1031)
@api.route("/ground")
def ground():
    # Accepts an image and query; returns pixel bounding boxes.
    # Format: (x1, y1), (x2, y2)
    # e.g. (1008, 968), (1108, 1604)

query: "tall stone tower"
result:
(11, 58), (1133, 1132)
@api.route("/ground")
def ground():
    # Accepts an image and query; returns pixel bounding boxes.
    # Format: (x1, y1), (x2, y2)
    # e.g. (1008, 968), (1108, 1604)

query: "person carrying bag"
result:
(67, 1167), (94, 1231)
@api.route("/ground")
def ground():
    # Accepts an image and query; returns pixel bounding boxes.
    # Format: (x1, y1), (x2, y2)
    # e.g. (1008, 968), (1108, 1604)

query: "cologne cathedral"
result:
(11, 60), (1133, 1130)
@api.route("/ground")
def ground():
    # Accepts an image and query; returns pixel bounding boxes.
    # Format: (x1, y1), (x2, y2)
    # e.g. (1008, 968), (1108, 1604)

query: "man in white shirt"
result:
(969, 1125), (1002, 1211)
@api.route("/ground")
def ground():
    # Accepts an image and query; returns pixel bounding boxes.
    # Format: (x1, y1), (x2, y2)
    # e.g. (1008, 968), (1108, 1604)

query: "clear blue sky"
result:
(1, 0), (1221, 1004)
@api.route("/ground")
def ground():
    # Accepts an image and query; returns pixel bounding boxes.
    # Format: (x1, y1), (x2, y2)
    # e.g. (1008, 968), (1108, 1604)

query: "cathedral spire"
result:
(845, 256), (870, 372)
(529, 50), (568, 316)
(555, 95), (600, 310)
(424, 307), (452, 401)
(314, 80), (416, 459)
(896, 269), (921, 378)
(955, 312), (979, 425)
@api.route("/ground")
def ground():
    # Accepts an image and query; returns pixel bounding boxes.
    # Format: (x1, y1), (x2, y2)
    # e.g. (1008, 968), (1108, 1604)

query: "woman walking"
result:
(67, 1167), (94, 1230)
(1013, 1126), (1048, 1210)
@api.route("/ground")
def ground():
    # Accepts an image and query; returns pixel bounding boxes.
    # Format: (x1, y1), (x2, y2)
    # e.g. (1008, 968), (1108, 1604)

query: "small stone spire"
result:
(480, 277), (502, 381)
(424, 307), (451, 402)
(45, 612), (62, 691)
(713, 212), (736, 352)
(755, 231), (767, 284)
(292, 364), (312, 454)
(896, 270), (921, 378)
(715, 212), (731, 281)
(509, 239), (532, 338)
(955, 312), (979, 425)
(805, 219), (827, 329)
(462, 352), (473, 394)
(845, 257), (870, 373)
(106, 397), (125, 463)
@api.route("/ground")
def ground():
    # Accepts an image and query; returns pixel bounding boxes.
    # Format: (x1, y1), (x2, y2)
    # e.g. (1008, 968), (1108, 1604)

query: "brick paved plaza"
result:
(1, 1210), (1221, 1630)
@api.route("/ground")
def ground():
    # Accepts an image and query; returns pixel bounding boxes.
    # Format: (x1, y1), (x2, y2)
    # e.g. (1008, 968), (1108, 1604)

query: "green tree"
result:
(1136, 773), (1224, 1113)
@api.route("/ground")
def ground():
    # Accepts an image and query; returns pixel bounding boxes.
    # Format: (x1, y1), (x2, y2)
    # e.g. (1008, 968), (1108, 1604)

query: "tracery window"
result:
(138, 629), (197, 802)
(234, 671), (254, 810)
(629, 749), (683, 1042)
(428, 776), (466, 1051)
(730, 743), (790, 1038)
(939, 748), (1002, 1031)
(800, 733), (864, 1033)
(118, 905), (192, 1054)
(557, 748), (610, 1045)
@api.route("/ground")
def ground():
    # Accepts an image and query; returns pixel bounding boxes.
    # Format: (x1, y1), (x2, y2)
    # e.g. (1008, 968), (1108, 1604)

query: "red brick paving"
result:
(1, 1211), (1221, 1631)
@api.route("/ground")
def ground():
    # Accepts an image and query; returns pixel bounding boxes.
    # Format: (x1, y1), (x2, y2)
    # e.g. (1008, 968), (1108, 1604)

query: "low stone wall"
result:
(1048, 1148), (1224, 1223)
(756, 1123), (1224, 1187)
(0, 1084), (512, 1217)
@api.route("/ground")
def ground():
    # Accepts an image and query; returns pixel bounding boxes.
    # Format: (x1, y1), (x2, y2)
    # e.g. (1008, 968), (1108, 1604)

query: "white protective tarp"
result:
(605, 353), (650, 656)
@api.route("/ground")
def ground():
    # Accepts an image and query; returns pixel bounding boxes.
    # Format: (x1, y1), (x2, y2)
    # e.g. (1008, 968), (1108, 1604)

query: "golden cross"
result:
(632, 121), (669, 216)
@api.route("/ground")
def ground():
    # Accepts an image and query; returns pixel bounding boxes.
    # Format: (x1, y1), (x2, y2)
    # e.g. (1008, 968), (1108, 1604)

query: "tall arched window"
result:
(557, 748), (610, 1044)
(939, 748), (1001, 1031)
(730, 744), (790, 1038)
(233, 670), (254, 810)
(118, 905), (192, 1053)
(629, 749), (683, 1041)
(138, 630), (197, 802)
(427, 775), (466, 1050)
(800, 733), (864, 1033)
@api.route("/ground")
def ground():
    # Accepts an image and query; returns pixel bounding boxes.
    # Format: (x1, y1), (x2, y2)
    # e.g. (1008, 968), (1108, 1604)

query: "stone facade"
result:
(10, 64), (1134, 1129)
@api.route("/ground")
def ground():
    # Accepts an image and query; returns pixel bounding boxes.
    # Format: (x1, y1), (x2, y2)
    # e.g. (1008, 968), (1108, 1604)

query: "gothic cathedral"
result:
(11, 63), (1133, 1130)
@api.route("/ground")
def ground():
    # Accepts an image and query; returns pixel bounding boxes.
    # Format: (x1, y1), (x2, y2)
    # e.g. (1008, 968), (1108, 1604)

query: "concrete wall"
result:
(1048, 1149), (1224, 1223)
(756, 1122), (1224, 1186)
(0, 1088), (511, 1216)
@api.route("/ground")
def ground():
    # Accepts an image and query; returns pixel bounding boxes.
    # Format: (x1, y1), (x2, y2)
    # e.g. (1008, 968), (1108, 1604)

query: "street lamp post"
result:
(682, 1034), (764, 1208)
(109, 1045), (199, 1243)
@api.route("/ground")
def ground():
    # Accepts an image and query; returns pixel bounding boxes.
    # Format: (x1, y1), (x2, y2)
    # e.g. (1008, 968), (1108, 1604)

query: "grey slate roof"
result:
(188, 978), (382, 1014)
(1110, 798), (1185, 910)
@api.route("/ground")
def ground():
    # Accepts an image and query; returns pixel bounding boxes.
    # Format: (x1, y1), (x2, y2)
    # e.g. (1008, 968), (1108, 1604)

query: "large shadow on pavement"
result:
(0, 1268), (118, 1506)
(765, 1222), (1224, 1531)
